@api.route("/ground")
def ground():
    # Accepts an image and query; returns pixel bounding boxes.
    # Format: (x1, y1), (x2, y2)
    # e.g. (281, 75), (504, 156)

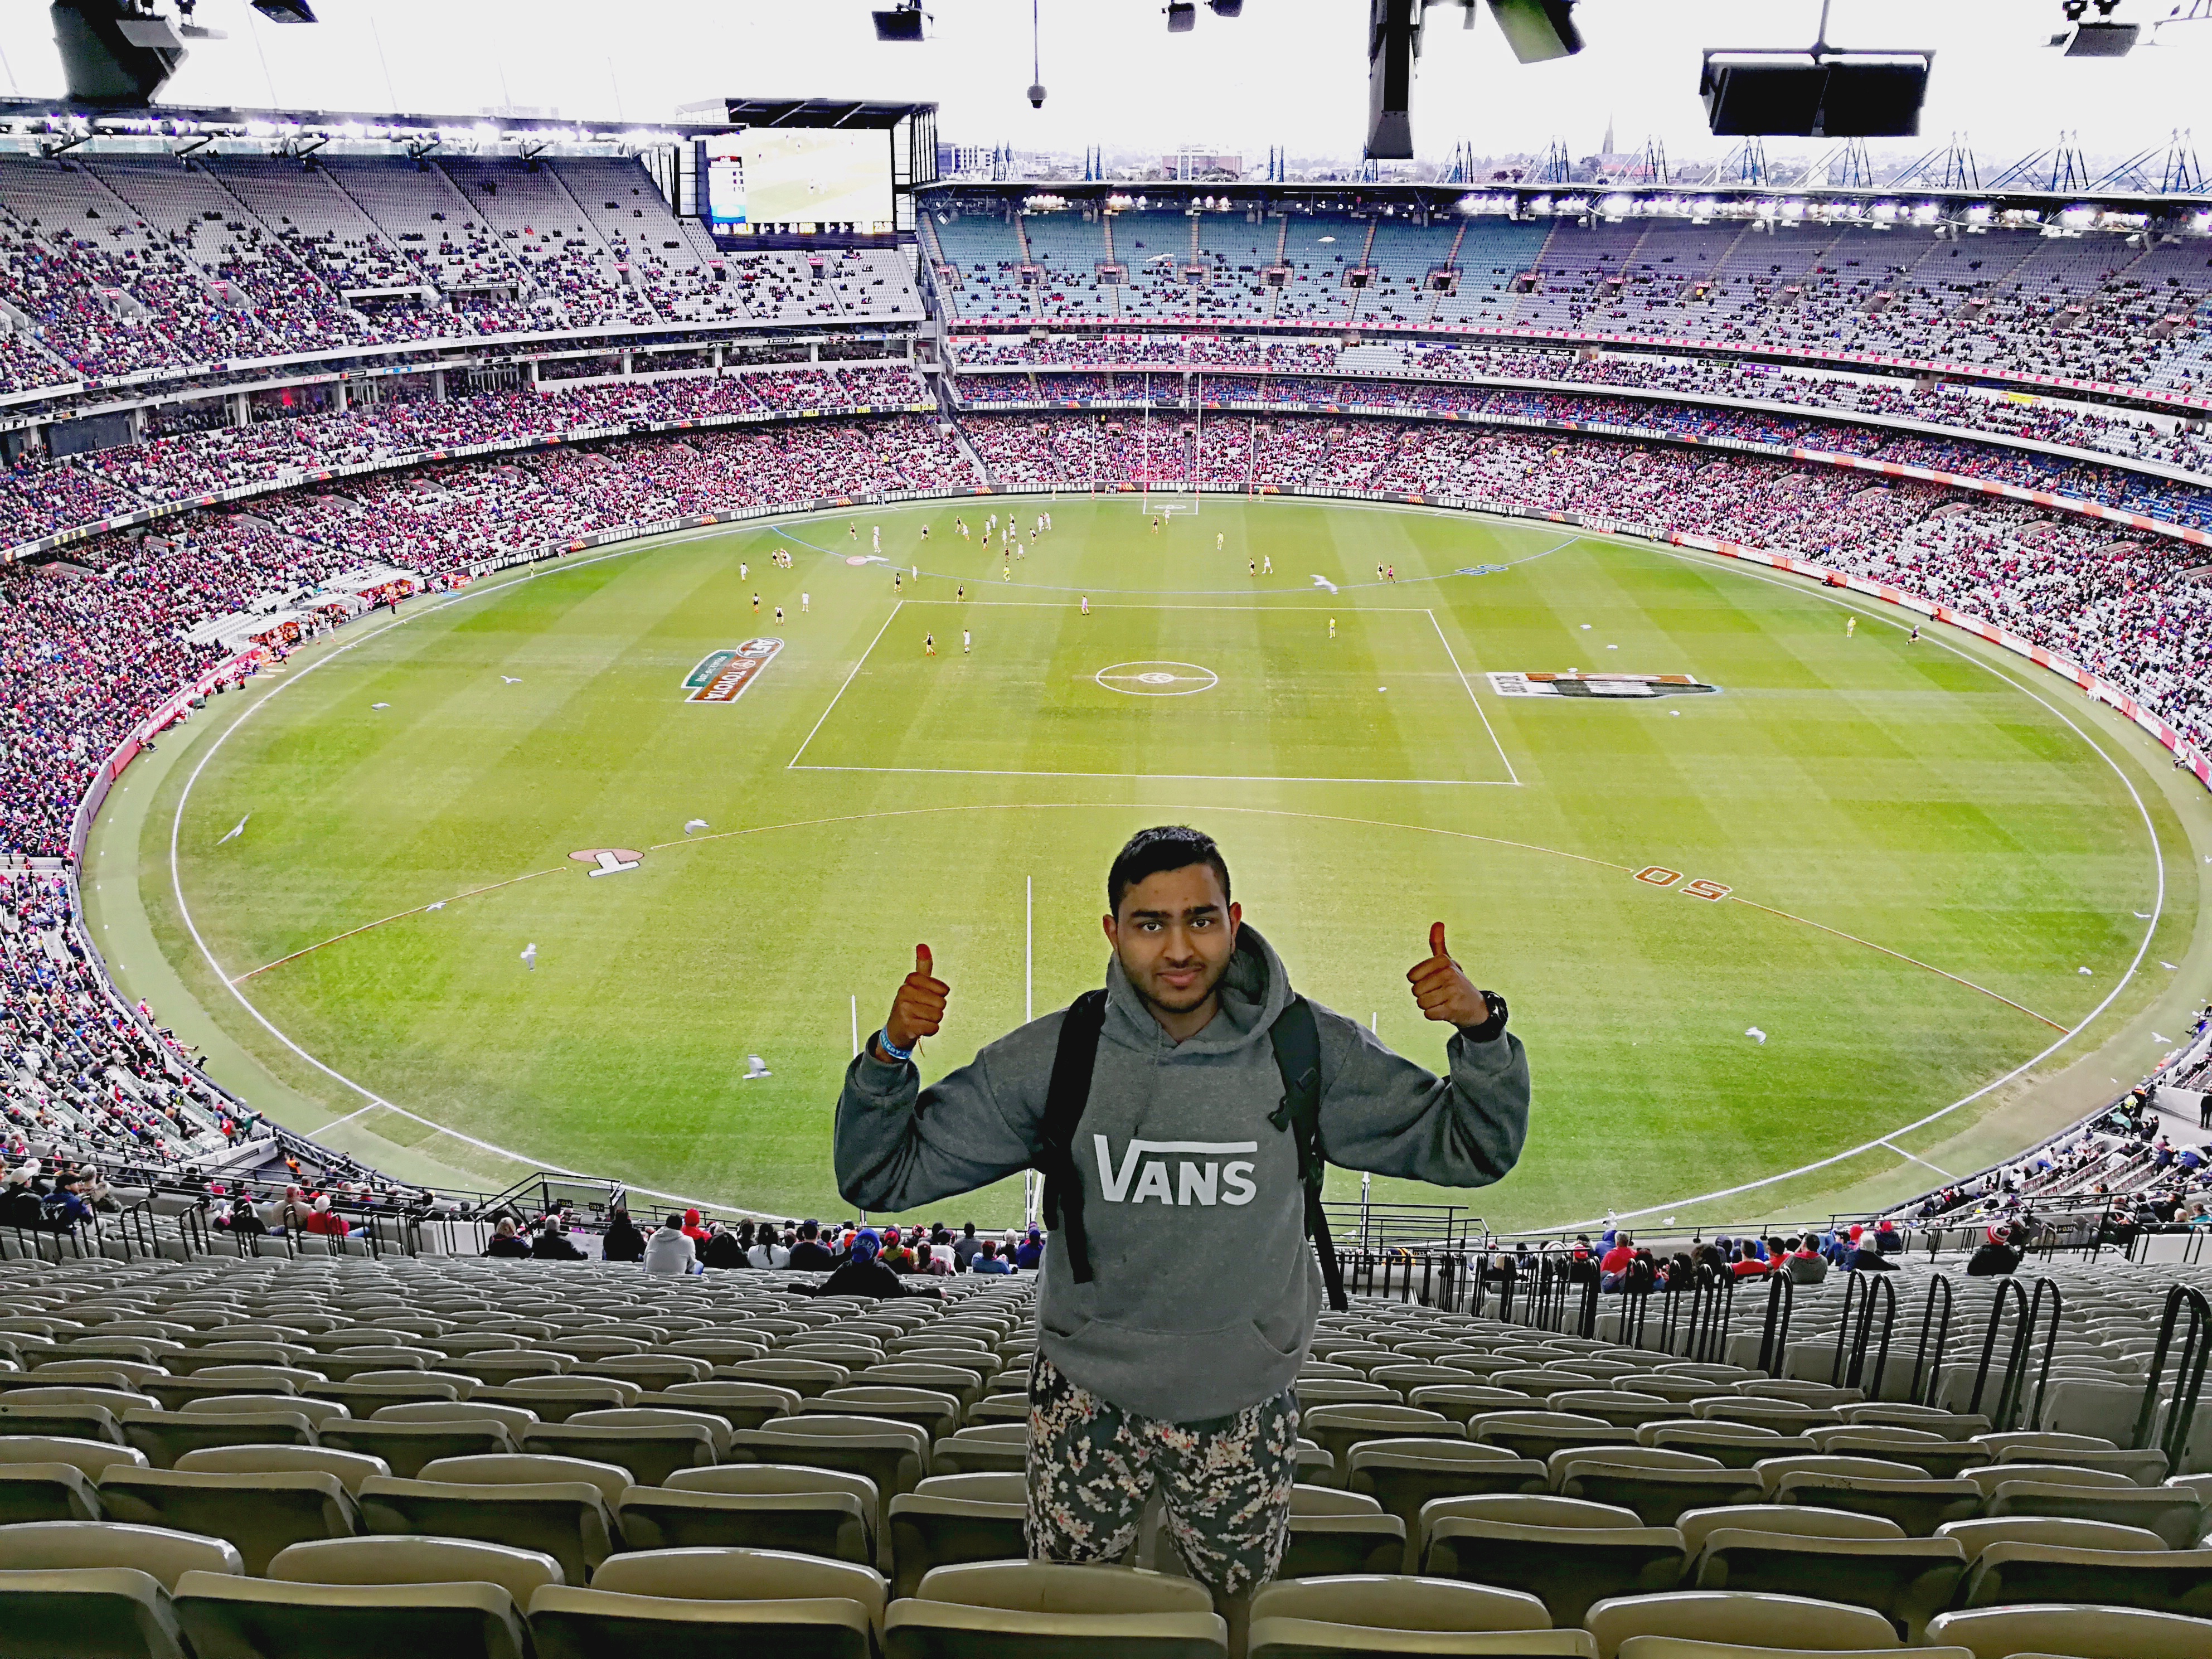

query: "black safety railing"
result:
(1967, 1276), (2063, 1432)
(1832, 1270), (1899, 1394)
(2132, 1284), (2210, 1472)
(1755, 1272), (1794, 1376)
(1907, 1274), (1954, 1406)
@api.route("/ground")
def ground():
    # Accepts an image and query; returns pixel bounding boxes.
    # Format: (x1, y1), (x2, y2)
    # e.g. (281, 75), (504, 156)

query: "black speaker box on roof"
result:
(1700, 50), (1930, 138)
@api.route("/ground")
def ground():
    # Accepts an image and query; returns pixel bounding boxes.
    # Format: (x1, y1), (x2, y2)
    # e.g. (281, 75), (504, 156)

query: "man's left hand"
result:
(1408, 922), (1491, 1030)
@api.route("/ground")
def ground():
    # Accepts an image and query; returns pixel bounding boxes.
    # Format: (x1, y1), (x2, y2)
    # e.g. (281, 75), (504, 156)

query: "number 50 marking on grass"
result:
(1635, 866), (1732, 901)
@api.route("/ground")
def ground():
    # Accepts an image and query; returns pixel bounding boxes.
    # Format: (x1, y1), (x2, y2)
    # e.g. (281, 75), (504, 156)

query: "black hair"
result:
(1108, 824), (1231, 915)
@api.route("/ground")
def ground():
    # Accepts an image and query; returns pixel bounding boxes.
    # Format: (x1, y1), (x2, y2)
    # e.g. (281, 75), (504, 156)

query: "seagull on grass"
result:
(683, 819), (709, 835)
(502, 676), (522, 684)
(521, 943), (537, 972)
(1746, 1027), (1767, 1045)
(215, 814), (249, 846)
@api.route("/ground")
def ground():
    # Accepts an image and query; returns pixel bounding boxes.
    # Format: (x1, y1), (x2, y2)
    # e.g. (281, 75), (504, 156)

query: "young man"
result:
(774, 606), (784, 625)
(1262, 554), (1272, 575)
(924, 632), (937, 657)
(836, 825), (1527, 1626)
(802, 593), (811, 613)
(963, 628), (972, 655)
(752, 593), (760, 615)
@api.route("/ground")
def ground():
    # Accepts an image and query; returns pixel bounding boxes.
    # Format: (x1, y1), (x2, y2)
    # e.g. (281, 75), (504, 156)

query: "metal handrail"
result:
(1836, 1271), (1898, 1395)
(1908, 1274), (1954, 1406)
(1756, 1272), (1794, 1377)
(2132, 1284), (2210, 1469)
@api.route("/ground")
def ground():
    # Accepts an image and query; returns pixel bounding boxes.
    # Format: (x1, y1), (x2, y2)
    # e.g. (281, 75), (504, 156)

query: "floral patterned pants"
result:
(1024, 1351), (1302, 1595)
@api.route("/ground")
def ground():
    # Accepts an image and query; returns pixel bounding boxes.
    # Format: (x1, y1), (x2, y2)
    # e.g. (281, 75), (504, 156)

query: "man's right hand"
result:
(879, 944), (948, 1058)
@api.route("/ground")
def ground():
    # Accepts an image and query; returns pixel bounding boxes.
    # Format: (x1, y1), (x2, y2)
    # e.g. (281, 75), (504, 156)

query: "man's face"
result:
(1103, 863), (1241, 1017)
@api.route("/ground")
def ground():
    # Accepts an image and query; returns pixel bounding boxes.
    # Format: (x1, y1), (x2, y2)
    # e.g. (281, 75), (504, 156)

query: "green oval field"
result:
(134, 498), (2203, 1229)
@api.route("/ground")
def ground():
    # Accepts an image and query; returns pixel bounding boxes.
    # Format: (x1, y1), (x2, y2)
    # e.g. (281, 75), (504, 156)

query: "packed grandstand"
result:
(0, 35), (2203, 1654)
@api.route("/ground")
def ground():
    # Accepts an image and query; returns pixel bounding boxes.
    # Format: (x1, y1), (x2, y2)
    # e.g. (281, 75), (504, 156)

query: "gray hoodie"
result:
(835, 924), (1529, 1422)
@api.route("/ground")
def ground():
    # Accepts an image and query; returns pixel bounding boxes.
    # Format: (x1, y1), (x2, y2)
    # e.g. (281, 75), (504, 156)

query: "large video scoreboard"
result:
(701, 129), (896, 236)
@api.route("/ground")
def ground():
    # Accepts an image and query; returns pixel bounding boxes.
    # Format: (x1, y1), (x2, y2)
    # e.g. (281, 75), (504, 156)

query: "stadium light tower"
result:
(1367, 1), (1583, 161)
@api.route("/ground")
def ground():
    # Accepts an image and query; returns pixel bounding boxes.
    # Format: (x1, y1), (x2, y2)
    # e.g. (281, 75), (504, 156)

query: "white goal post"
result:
(1136, 389), (1202, 517)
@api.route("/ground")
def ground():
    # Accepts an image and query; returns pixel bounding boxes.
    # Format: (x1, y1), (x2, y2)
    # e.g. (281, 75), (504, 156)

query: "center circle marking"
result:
(1095, 660), (1220, 697)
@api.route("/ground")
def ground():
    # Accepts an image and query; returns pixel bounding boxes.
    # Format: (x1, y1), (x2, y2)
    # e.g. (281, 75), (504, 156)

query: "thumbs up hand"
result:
(1407, 922), (1490, 1030)
(881, 944), (949, 1056)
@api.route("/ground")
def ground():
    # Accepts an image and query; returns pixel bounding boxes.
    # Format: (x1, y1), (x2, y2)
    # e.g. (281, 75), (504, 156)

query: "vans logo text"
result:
(1094, 1137), (1258, 1206)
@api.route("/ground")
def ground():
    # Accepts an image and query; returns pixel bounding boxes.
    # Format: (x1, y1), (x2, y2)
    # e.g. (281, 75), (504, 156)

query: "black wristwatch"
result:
(1464, 989), (1509, 1042)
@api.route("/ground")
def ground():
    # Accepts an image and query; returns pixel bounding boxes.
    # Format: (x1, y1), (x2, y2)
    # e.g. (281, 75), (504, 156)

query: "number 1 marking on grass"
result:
(588, 852), (640, 876)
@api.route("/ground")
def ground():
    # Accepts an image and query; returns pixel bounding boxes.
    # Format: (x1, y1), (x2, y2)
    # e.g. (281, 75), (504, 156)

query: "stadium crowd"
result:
(0, 364), (930, 542)
(948, 332), (2212, 476)
(0, 156), (923, 391)
(950, 368), (2212, 529)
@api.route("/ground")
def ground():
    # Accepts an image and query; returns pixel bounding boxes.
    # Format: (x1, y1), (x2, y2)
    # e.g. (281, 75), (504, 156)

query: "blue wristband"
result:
(875, 1030), (914, 1063)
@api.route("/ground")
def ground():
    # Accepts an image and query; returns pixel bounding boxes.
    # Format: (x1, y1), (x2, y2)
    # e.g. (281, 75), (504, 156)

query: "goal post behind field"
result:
(1136, 389), (1201, 516)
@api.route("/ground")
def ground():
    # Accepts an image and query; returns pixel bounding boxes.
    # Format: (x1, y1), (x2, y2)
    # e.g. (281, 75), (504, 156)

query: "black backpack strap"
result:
(1035, 989), (1108, 1285)
(1268, 996), (1346, 1312)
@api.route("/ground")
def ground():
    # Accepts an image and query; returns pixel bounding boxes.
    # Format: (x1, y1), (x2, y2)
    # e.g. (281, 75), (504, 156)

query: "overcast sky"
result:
(1, 0), (2205, 165)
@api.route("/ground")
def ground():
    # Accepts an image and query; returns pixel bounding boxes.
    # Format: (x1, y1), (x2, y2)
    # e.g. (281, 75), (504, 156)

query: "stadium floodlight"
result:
(51, 1), (190, 107)
(2048, 0), (2138, 55)
(249, 0), (317, 21)
(1701, 1), (1930, 138)
(1700, 50), (1930, 137)
(872, 3), (926, 42)
(1166, 2), (1196, 30)
(1366, 0), (1418, 158)
(1207, 0), (1244, 14)
(1486, 0), (1582, 64)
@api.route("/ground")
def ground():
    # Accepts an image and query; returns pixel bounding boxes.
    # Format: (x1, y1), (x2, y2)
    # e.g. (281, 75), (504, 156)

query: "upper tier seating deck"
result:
(436, 158), (657, 331)
(199, 156), (452, 342)
(928, 210), (2212, 397)
(81, 159), (385, 355)
(1013, 212), (1113, 317)
(0, 156), (925, 392)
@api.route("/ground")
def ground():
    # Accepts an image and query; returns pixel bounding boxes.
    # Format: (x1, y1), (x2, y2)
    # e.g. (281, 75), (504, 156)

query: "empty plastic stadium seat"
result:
(0, 1568), (194, 1659)
(0, 1520), (240, 1587)
(1924, 1603), (2212, 1658)
(174, 1572), (528, 1659)
(882, 1560), (1224, 1659)
(96, 1467), (358, 1575)
(1247, 1574), (1590, 1659)
(267, 1536), (562, 1610)
(1419, 1494), (1687, 1626)
(1584, 1589), (1902, 1659)
(528, 1546), (885, 1659)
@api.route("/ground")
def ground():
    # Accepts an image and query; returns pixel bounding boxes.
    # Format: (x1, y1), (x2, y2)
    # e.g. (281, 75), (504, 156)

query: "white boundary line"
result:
(147, 506), (2179, 1226)
(164, 533), (811, 1219)
(1426, 608), (1520, 787)
(1541, 545), (2170, 1230)
(789, 763), (1521, 787)
(785, 598), (903, 770)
